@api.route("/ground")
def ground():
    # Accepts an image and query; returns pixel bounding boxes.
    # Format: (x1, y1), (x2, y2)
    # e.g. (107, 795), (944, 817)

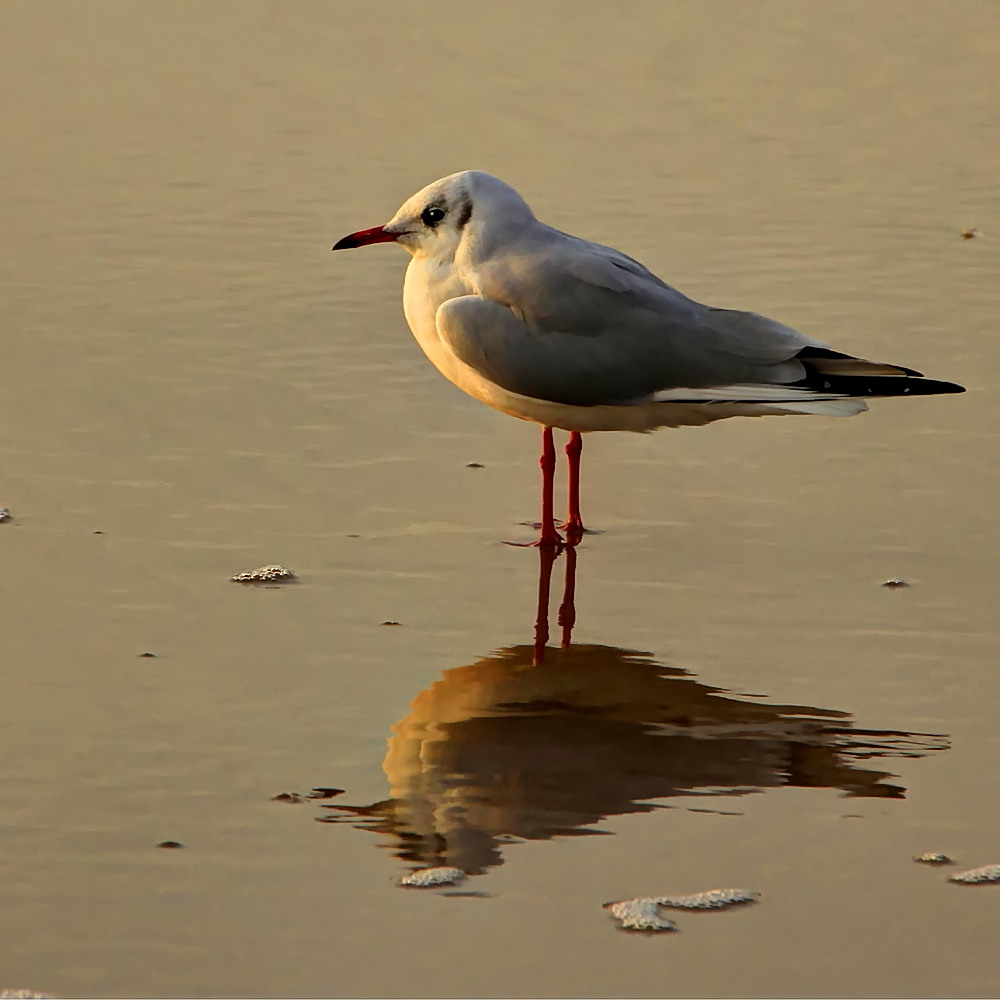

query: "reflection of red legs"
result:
(557, 542), (577, 648)
(533, 542), (559, 666)
(561, 431), (584, 544)
(532, 538), (579, 665)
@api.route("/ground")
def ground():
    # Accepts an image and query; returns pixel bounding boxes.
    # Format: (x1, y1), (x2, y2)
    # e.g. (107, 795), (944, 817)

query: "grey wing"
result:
(438, 236), (829, 406)
(437, 294), (683, 405)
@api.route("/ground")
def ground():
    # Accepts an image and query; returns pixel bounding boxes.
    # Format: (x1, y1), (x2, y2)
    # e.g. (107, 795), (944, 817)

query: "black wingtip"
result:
(808, 375), (965, 397)
(935, 380), (966, 394)
(794, 348), (965, 397)
(895, 378), (965, 396)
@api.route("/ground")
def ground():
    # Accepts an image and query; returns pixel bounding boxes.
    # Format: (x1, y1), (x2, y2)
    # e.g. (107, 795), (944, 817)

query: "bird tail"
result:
(642, 347), (963, 430)
(793, 347), (965, 398)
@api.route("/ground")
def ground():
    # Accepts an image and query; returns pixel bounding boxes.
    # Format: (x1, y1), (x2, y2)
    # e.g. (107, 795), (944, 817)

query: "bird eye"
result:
(421, 206), (447, 227)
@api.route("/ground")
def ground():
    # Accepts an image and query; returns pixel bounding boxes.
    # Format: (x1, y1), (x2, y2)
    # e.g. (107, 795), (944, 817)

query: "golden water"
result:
(1, 1), (997, 996)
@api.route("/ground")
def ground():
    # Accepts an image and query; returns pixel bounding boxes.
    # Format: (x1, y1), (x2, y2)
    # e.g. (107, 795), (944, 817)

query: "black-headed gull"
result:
(333, 171), (964, 547)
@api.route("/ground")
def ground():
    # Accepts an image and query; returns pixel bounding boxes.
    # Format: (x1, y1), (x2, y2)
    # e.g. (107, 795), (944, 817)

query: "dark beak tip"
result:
(331, 225), (399, 252)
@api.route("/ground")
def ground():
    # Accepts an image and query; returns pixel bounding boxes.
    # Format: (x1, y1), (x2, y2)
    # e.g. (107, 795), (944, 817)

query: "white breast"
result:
(401, 258), (556, 422)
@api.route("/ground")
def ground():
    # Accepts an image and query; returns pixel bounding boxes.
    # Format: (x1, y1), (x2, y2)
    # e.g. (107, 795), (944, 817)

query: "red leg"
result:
(562, 430), (584, 543)
(535, 426), (564, 548)
(503, 426), (565, 549)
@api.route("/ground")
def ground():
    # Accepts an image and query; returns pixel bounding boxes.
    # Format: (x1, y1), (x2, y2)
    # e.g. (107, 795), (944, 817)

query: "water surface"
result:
(1, 2), (998, 997)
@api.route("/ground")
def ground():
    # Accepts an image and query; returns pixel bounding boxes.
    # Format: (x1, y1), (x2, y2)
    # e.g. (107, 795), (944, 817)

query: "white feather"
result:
(650, 384), (849, 404)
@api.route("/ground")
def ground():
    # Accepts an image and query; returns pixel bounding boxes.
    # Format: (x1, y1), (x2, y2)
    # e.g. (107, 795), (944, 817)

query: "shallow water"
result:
(1, 1), (998, 997)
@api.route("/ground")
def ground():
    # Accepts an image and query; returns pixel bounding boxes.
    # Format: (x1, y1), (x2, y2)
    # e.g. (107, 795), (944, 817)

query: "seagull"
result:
(332, 171), (964, 548)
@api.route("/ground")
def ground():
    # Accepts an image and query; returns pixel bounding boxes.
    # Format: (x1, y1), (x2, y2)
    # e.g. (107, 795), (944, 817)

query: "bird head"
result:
(332, 170), (535, 262)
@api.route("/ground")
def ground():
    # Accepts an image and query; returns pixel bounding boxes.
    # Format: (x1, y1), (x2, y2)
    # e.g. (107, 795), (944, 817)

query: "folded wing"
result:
(438, 236), (962, 408)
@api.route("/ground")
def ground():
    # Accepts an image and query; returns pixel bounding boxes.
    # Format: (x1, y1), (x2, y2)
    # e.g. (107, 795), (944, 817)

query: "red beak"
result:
(331, 226), (399, 251)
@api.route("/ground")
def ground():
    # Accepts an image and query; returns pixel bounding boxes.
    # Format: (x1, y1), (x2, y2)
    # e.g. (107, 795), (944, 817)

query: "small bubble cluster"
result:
(231, 564), (297, 583)
(400, 867), (466, 888)
(913, 852), (953, 866)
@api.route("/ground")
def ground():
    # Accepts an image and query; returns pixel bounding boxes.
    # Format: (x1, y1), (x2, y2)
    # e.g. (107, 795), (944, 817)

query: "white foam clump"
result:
(0, 991), (53, 998)
(657, 888), (761, 909)
(604, 898), (678, 932)
(230, 564), (297, 583)
(399, 866), (466, 887)
(605, 888), (760, 930)
(948, 864), (1000, 884)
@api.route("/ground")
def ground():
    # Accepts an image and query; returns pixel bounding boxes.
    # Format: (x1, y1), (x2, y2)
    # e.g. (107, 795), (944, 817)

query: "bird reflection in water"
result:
(319, 546), (947, 874)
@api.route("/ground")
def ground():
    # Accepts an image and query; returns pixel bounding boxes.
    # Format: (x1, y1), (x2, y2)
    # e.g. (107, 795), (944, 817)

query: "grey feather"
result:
(441, 227), (829, 406)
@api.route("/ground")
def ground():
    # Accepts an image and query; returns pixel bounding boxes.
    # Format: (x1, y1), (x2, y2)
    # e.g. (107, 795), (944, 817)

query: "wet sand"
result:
(1, 2), (998, 997)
